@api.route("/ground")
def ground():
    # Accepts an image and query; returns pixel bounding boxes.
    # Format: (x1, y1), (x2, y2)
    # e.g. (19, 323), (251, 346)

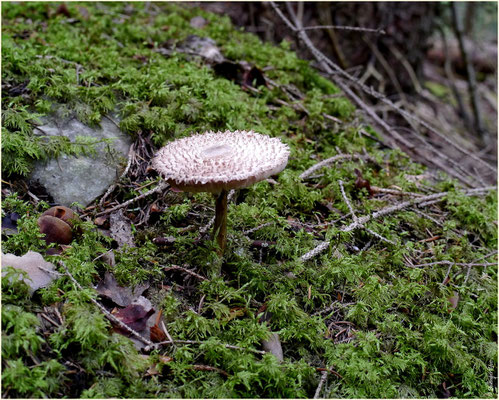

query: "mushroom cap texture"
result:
(152, 130), (290, 193)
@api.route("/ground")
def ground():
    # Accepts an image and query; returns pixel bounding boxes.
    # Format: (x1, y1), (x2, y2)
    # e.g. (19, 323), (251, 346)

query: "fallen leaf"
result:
(96, 272), (149, 307)
(55, 3), (71, 18)
(2, 212), (20, 235)
(2, 251), (59, 294)
(109, 209), (135, 248)
(112, 301), (155, 333)
(223, 307), (246, 323)
(354, 168), (374, 197)
(242, 65), (266, 89)
(448, 291), (459, 311)
(261, 333), (284, 362)
(150, 309), (167, 343)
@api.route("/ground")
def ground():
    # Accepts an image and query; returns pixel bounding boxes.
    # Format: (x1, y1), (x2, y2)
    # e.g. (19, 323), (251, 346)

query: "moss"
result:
(2, 2), (497, 399)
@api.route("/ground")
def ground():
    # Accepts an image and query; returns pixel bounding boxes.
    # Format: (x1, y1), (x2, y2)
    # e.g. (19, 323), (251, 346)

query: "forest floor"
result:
(1, 2), (497, 398)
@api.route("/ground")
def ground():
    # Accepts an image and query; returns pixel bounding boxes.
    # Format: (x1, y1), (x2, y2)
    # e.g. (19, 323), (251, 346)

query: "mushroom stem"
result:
(213, 189), (228, 256)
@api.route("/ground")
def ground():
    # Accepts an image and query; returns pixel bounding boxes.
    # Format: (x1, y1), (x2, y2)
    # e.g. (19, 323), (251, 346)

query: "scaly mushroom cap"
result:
(152, 130), (290, 193)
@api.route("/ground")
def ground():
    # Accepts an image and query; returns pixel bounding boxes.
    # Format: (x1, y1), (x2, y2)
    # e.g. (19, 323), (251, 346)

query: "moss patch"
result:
(2, 2), (497, 398)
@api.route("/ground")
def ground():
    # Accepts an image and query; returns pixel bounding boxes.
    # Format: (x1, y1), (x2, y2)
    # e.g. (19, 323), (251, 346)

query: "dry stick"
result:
(451, 3), (485, 140)
(300, 186), (496, 262)
(95, 180), (169, 217)
(314, 370), (329, 399)
(144, 339), (267, 355)
(270, 2), (495, 178)
(300, 154), (363, 179)
(412, 261), (497, 268)
(463, 250), (498, 284)
(439, 26), (472, 131)
(59, 261), (154, 347)
(163, 265), (208, 281)
(339, 180), (396, 245)
(298, 25), (385, 34)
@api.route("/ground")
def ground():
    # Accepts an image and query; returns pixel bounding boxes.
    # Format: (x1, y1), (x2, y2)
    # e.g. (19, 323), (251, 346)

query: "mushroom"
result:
(152, 130), (289, 255)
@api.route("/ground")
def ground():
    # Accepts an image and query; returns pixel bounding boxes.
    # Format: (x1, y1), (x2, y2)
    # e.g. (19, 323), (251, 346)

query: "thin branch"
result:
(270, 2), (496, 179)
(314, 370), (329, 399)
(163, 265), (208, 281)
(300, 154), (364, 179)
(299, 25), (385, 35)
(300, 186), (496, 262)
(95, 180), (169, 217)
(413, 261), (496, 268)
(451, 3), (485, 139)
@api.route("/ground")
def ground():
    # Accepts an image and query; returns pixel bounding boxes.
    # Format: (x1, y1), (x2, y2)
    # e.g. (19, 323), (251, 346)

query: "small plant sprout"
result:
(152, 130), (289, 255)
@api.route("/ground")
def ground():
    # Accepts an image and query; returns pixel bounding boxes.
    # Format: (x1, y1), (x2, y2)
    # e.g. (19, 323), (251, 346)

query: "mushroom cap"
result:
(152, 130), (290, 193)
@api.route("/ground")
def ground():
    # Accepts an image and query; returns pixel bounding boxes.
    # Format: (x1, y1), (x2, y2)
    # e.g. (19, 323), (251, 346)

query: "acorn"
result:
(41, 206), (79, 228)
(37, 206), (79, 246)
(37, 215), (73, 245)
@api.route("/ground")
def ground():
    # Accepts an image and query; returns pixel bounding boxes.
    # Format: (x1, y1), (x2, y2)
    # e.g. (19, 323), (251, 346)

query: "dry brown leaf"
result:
(112, 302), (155, 333)
(96, 272), (149, 307)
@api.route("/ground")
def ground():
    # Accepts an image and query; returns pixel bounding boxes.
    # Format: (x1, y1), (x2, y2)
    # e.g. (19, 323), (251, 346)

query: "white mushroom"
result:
(152, 130), (289, 255)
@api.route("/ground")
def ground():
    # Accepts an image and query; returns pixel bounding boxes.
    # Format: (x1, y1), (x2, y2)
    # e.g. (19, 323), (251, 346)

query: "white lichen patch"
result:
(152, 130), (290, 193)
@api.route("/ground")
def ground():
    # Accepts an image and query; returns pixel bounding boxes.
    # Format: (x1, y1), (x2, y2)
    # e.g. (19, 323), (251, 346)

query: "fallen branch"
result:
(163, 265), (208, 281)
(300, 154), (364, 179)
(299, 25), (385, 35)
(300, 185), (496, 262)
(270, 2), (496, 184)
(95, 180), (169, 217)
(314, 370), (329, 399)
(451, 3), (485, 140)
(412, 261), (496, 268)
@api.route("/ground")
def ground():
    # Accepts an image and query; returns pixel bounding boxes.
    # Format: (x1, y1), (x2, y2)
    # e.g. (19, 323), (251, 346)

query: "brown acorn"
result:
(37, 215), (73, 245)
(41, 206), (79, 228)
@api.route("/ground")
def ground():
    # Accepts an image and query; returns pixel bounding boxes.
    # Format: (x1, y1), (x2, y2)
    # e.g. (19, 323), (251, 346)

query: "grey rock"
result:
(30, 105), (131, 206)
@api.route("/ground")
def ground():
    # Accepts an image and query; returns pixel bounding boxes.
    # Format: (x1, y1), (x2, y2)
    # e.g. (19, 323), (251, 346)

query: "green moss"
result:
(2, 2), (497, 398)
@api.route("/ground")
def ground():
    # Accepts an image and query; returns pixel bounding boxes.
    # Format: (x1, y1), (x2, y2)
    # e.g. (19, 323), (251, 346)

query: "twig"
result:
(314, 370), (329, 399)
(301, 241), (332, 263)
(270, 2), (496, 180)
(300, 186), (496, 262)
(243, 222), (274, 235)
(339, 180), (396, 245)
(191, 364), (229, 377)
(413, 261), (496, 268)
(163, 265), (208, 281)
(298, 25), (385, 35)
(59, 261), (153, 347)
(342, 186), (496, 233)
(316, 367), (344, 380)
(371, 186), (425, 197)
(40, 313), (60, 327)
(300, 154), (364, 179)
(95, 180), (169, 217)
(144, 339), (267, 354)
(451, 3), (485, 140)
